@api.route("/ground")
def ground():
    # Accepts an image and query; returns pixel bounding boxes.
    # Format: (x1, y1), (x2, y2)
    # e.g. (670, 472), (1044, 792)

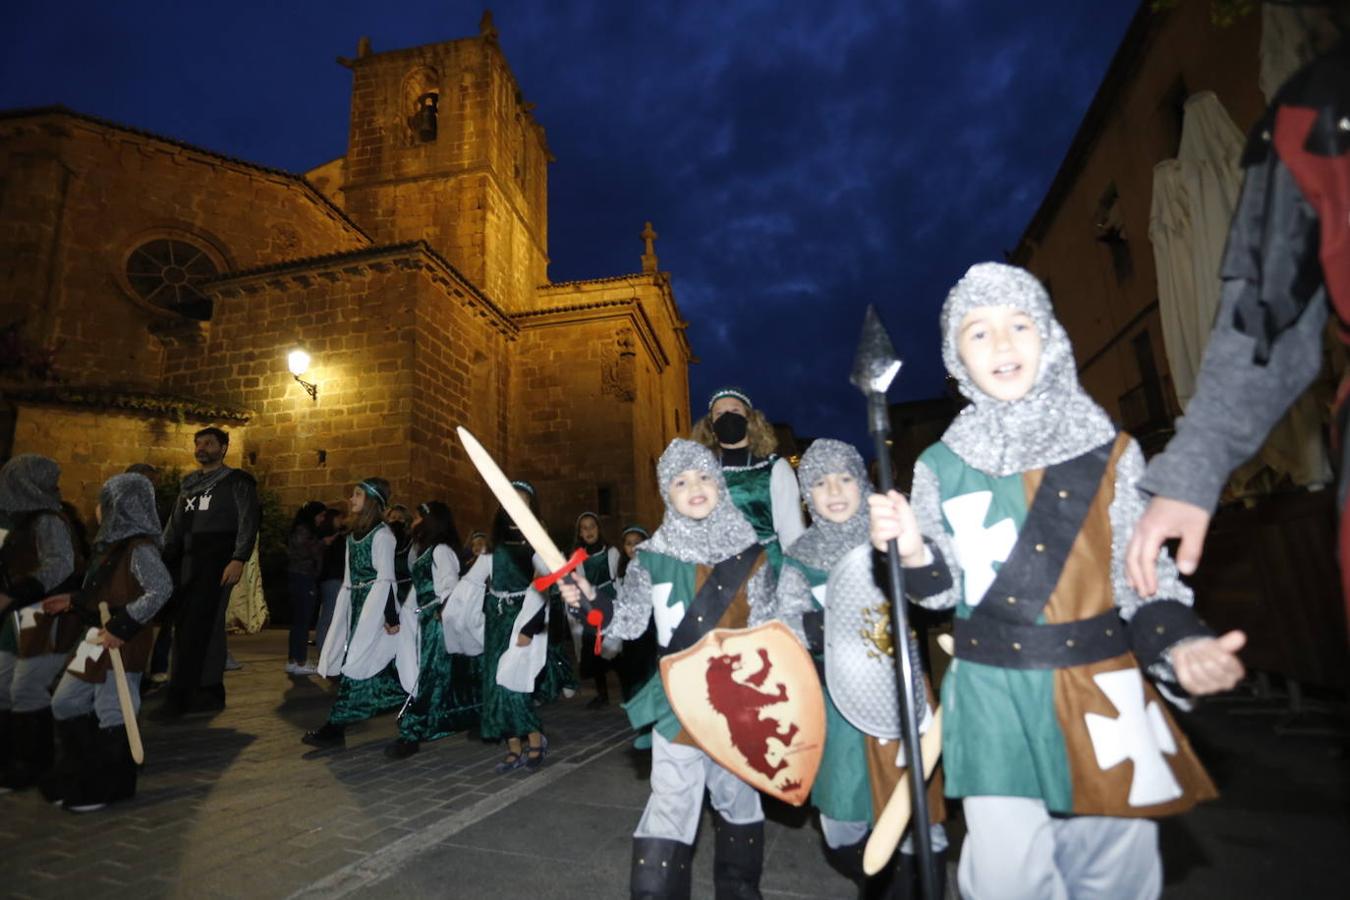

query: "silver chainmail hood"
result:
(940, 262), (1116, 475)
(95, 473), (163, 548)
(788, 439), (874, 572)
(0, 453), (62, 514)
(643, 438), (759, 564)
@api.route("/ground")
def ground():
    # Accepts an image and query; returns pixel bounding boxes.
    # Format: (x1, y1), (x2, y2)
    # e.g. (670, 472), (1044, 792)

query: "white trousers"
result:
(634, 730), (764, 845)
(958, 796), (1160, 900)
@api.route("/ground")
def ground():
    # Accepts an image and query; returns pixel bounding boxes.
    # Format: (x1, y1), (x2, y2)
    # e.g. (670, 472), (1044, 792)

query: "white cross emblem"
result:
(1084, 669), (1182, 807)
(66, 629), (106, 675)
(942, 491), (1018, 607)
(650, 582), (682, 646)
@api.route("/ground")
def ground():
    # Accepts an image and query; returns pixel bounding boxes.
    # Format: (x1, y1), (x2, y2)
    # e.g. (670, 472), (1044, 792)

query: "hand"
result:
(42, 594), (73, 615)
(322, 534), (337, 545)
(1172, 630), (1246, 696)
(1126, 497), (1211, 597)
(384, 623), (400, 636)
(867, 491), (925, 564)
(559, 572), (594, 610)
(98, 629), (125, 651)
(515, 632), (533, 647)
(220, 559), (246, 587)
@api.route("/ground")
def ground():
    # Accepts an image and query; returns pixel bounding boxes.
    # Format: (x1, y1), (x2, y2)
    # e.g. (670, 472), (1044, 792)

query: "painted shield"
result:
(824, 544), (929, 740)
(660, 621), (825, 806)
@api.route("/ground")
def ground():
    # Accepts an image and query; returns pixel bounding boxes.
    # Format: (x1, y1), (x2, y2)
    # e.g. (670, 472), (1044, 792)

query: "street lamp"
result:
(288, 348), (318, 402)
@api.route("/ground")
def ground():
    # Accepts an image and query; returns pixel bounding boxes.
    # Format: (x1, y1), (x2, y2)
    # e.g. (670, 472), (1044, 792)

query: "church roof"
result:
(7, 385), (252, 424)
(0, 105), (369, 242)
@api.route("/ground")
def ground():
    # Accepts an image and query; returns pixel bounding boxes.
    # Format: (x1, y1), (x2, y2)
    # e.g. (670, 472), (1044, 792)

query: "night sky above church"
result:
(2, 0), (1138, 450)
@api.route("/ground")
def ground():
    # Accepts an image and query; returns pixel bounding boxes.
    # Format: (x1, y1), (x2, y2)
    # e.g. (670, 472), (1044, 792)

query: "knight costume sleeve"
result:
(1138, 278), (1327, 512)
(906, 461), (964, 611)
(608, 555), (655, 641)
(770, 562), (816, 648)
(8, 513), (76, 606)
(517, 552), (551, 637)
(1111, 440), (1215, 690)
(431, 545), (460, 604)
(230, 473), (261, 563)
(743, 562), (777, 628)
(104, 543), (174, 641)
(161, 500), (185, 570)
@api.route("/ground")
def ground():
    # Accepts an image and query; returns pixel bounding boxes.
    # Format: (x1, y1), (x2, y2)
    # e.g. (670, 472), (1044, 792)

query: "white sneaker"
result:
(224, 653), (243, 672)
(289, 662), (318, 676)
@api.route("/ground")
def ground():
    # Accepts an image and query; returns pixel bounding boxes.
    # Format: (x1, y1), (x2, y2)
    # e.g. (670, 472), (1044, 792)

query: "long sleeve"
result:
(608, 556), (655, 641)
(9, 514), (76, 606)
(770, 457), (806, 550)
(431, 545), (460, 605)
(607, 546), (621, 583)
(1111, 440), (1214, 690)
(766, 562), (815, 645)
(105, 543), (174, 640)
(1140, 278), (1328, 512)
(161, 498), (185, 571)
(743, 564), (777, 630)
(231, 474), (261, 562)
(905, 461), (963, 610)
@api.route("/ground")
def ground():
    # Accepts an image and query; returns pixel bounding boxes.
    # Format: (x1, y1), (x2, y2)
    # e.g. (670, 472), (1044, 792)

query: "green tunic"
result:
(328, 524), (408, 726)
(622, 549), (698, 742)
(480, 546), (543, 740)
(782, 556), (872, 824)
(397, 546), (482, 742)
(723, 456), (785, 571)
(920, 440), (1073, 811)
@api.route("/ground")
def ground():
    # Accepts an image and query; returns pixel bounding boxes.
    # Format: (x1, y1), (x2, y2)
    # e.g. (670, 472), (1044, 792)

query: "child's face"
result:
(956, 305), (1042, 403)
(622, 531), (643, 558)
(411, 511), (424, 530)
(349, 486), (366, 514)
(578, 515), (600, 545)
(667, 469), (719, 520)
(808, 472), (861, 524)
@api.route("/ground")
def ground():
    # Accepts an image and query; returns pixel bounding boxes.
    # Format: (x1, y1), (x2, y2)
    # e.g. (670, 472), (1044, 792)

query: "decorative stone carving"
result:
(601, 326), (637, 401)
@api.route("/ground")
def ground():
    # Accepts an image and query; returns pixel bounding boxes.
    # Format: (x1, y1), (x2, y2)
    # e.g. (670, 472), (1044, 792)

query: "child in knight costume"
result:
(693, 388), (805, 571)
(775, 439), (947, 899)
(46, 473), (171, 811)
(444, 480), (551, 773)
(385, 501), (481, 760)
(870, 263), (1246, 899)
(561, 439), (775, 900)
(304, 478), (416, 750)
(0, 454), (80, 793)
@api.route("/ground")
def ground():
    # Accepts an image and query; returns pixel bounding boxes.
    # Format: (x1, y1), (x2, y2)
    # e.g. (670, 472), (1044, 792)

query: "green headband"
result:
(358, 480), (389, 506)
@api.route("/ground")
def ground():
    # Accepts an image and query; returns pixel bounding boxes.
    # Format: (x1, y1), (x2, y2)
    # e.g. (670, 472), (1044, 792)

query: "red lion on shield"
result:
(705, 648), (800, 781)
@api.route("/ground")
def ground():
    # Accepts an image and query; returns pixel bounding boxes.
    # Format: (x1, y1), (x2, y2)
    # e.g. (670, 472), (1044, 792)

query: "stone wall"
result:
(0, 111), (370, 393)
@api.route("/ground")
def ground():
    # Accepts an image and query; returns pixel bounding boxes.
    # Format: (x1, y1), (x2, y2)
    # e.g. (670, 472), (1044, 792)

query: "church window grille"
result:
(125, 238), (218, 320)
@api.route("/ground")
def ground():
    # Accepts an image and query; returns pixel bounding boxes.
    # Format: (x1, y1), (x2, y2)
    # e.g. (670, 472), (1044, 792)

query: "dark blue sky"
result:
(1, 0), (1138, 449)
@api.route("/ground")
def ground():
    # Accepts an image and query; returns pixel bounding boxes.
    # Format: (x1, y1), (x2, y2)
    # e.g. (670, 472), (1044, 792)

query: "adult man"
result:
(1125, 36), (1349, 634)
(159, 428), (260, 717)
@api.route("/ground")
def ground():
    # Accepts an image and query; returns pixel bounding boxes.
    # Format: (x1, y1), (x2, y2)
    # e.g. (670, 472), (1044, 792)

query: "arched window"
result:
(125, 238), (219, 320)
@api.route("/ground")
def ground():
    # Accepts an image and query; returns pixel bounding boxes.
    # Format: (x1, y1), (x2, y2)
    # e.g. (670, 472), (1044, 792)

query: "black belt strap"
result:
(955, 610), (1128, 669)
(665, 548), (762, 655)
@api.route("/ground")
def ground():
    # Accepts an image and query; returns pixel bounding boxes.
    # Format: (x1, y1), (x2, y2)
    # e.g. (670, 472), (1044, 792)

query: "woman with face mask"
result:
(691, 388), (804, 573)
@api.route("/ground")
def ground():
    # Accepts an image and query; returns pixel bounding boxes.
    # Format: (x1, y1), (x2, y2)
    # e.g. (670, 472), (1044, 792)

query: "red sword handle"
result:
(531, 547), (590, 592)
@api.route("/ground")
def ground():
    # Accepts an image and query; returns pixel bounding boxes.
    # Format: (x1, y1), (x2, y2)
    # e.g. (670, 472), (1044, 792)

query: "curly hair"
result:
(691, 407), (778, 458)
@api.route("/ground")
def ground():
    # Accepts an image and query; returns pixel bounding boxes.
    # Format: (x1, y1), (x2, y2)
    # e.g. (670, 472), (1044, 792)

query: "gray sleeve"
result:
(125, 543), (174, 625)
(32, 514), (76, 593)
(232, 475), (262, 562)
(767, 563), (814, 645)
(1139, 279), (1328, 512)
(907, 461), (962, 611)
(609, 558), (654, 641)
(744, 563), (778, 629)
(1111, 439), (1194, 621)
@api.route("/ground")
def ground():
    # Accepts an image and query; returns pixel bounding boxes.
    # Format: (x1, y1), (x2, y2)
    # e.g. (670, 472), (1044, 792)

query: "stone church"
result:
(0, 13), (694, 539)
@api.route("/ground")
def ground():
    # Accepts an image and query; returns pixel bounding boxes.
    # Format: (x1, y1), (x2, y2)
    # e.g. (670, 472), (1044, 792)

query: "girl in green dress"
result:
(571, 512), (620, 708)
(447, 481), (550, 773)
(303, 478), (415, 750)
(385, 501), (482, 759)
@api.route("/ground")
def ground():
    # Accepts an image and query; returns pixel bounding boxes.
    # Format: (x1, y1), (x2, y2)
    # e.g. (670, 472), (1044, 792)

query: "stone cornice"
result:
(3, 385), (252, 424)
(514, 296), (671, 371)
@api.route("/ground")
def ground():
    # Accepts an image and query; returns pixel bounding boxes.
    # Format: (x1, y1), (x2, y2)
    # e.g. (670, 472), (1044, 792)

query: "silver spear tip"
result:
(850, 305), (903, 396)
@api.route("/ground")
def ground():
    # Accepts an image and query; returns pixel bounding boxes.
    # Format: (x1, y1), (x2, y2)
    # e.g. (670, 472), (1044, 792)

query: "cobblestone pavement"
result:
(6, 631), (1347, 899)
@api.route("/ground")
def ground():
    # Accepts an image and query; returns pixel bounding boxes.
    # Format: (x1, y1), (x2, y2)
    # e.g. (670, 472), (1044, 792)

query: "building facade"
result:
(0, 14), (693, 540)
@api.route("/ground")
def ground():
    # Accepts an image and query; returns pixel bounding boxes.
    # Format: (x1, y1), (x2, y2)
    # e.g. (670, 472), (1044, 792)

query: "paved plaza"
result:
(5, 630), (1346, 899)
